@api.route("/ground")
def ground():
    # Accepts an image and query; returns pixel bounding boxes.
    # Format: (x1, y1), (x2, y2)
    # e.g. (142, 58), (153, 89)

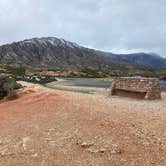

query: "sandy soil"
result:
(0, 81), (166, 166)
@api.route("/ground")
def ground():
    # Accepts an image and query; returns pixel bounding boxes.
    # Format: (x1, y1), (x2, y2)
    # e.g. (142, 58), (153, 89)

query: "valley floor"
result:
(0, 82), (166, 166)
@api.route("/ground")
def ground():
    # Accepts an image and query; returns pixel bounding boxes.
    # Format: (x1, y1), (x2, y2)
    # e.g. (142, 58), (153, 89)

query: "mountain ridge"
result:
(0, 37), (166, 74)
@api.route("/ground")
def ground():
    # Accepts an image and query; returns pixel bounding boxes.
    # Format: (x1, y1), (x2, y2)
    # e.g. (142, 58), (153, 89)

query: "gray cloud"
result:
(0, 0), (166, 57)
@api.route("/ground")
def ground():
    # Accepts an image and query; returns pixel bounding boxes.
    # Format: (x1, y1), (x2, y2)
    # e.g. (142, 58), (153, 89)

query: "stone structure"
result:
(110, 77), (161, 100)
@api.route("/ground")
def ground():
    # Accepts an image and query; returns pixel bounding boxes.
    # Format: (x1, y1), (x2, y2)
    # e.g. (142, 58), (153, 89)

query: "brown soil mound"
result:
(0, 82), (166, 166)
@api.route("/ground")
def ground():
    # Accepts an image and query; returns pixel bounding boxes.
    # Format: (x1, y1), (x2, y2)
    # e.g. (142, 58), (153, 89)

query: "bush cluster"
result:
(0, 76), (21, 100)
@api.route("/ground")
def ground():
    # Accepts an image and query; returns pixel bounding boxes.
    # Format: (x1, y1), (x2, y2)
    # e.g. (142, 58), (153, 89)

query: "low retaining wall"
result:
(110, 77), (161, 100)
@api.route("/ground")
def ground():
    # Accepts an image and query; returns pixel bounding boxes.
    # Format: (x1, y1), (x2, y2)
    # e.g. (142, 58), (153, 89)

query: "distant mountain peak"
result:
(17, 37), (82, 50)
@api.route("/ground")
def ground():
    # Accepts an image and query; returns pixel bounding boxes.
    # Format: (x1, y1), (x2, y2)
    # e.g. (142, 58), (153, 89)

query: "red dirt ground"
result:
(0, 82), (166, 166)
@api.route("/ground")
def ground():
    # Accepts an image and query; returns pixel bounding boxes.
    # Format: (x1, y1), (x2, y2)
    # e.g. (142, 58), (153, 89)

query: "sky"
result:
(0, 0), (166, 57)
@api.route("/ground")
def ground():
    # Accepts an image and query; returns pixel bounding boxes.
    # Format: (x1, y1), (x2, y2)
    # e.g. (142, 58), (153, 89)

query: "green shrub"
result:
(0, 76), (22, 100)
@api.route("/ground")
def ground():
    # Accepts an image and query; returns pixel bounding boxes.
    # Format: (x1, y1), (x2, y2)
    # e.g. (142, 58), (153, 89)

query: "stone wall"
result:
(110, 77), (161, 100)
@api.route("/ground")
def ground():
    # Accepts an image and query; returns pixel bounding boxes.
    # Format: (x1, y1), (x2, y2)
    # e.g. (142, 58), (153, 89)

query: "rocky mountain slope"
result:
(99, 51), (166, 68)
(0, 37), (128, 73)
(0, 37), (165, 74)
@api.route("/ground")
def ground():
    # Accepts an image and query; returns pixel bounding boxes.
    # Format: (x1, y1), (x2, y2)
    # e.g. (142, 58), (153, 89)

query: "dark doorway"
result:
(114, 89), (147, 99)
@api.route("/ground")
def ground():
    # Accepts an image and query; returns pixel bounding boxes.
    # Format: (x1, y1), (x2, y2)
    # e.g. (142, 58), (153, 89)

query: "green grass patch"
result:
(44, 84), (95, 94)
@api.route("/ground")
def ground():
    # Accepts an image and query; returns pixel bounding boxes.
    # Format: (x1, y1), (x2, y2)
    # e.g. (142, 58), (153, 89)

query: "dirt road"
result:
(0, 82), (166, 166)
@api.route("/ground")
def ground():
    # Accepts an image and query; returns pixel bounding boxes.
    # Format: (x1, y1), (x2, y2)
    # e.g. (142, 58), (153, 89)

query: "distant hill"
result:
(0, 37), (166, 77)
(99, 51), (166, 68)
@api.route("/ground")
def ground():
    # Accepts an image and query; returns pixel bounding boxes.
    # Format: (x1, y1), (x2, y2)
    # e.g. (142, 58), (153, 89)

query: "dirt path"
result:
(0, 82), (166, 166)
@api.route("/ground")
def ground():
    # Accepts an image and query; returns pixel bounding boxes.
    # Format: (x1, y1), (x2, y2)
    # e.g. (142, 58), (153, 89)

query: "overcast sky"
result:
(0, 0), (166, 57)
